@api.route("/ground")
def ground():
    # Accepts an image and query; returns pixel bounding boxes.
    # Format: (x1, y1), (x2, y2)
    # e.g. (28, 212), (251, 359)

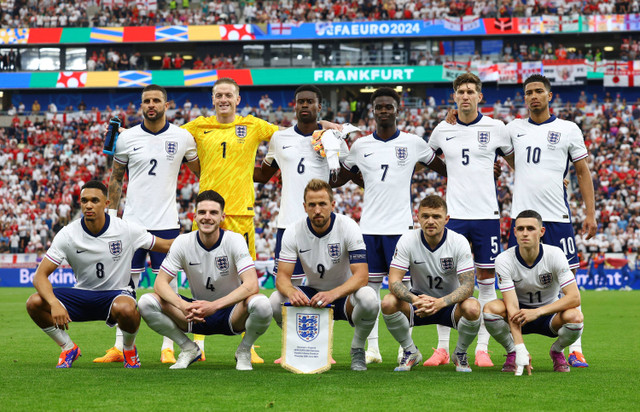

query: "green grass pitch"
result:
(1, 288), (638, 411)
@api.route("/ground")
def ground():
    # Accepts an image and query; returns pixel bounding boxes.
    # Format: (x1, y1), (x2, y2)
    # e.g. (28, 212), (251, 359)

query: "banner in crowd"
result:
(281, 304), (333, 374)
(603, 60), (640, 87)
(4, 14), (640, 45)
(497, 62), (543, 84)
(542, 59), (588, 85)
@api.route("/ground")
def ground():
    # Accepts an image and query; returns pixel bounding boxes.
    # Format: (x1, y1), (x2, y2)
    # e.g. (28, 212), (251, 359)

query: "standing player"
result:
(268, 180), (379, 371)
(425, 73), (514, 368)
(96, 84), (199, 365)
(138, 190), (272, 370)
(26, 181), (174, 368)
(255, 84), (349, 290)
(484, 210), (583, 375)
(506, 74), (595, 367)
(340, 87), (446, 363)
(382, 195), (481, 372)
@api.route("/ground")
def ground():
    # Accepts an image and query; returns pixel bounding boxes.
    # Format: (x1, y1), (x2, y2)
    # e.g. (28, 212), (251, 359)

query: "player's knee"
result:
(25, 293), (44, 315)
(248, 294), (272, 320)
(380, 293), (399, 315)
(138, 293), (161, 319)
(483, 312), (505, 324)
(353, 286), (378, 316)
(269, 291), (286, 325)
(112, 297), (139, 320)
(461, 298), (481, 321)
(482, 299), (504, 315)
(563, 308), (583, 324)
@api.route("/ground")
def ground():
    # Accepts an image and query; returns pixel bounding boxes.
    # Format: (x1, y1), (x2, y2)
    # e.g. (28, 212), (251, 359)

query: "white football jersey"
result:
(45, 215), (154, 291)
(264, 125), (349, 229)
(390, 228), (474, 298)
(114, 122), (198, 230)
(428, 114), (513, 219)
(507, 116), (588, 222)
(160, 230), (255, 301)
(495, 244), (576, 307)
(279, 213), (367, 291)
(342, 131), (436, 234)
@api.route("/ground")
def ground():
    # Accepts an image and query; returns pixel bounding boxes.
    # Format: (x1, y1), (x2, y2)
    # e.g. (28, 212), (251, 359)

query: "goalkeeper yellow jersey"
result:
(182, 115), (278, 216)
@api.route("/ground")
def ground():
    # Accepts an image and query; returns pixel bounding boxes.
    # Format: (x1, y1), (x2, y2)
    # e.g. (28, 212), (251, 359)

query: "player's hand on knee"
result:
(51, 302), (71, 330)
(514, 343), (532, 376)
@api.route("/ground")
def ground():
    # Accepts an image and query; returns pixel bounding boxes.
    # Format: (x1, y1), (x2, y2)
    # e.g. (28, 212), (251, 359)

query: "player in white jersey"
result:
(138, 190), (272, 371)
(97, 84), (200, 365)
(26, 181), (173, 368)
(426, 74), (514, 368)
(268, 179), (379, 371)
(254, 85), (349, 287)
(484, 210), (583, 375)
(340, 87), (446, 364)
(506, 74), (595, 368)
(381, 195), (481, 372)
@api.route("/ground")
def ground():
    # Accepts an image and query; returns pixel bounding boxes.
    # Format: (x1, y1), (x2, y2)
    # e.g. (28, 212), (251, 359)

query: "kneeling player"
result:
(381, 195), (481, 372)
(138, 190), (272, 371)
(26, 181), (173, 368)
(269, 179), (378, 371)
(484, 210), (583, 375)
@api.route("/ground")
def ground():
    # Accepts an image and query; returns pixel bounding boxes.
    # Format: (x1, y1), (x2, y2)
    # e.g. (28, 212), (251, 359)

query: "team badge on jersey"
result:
(297, 313), (319, 342)
(109, 240), (123, 256)
(539, 272), (553, 287)
(235, 125), (247, 138)
(547, 131), (561, 144)
(327, 243), (341, 261)
(215, 256), (229, 271)
(440, 257), (454, 271)
(165, 141), (178, 156)
(477, 131), (490, 145)
(395, 146), (408, 161)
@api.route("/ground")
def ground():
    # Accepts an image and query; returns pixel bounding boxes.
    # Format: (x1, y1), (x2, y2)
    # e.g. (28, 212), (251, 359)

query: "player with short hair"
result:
(425, 73), (514, 368)
(269, 179), (379, 371)
(138, 190), (272, 371)
(382, 195), (481, 372)
(26, 181), (174, 368)
(96, 84), (200, 365)
(340, 87), (446, 364)
(506, 74), (595, 367)
(484, 210), (583, 375)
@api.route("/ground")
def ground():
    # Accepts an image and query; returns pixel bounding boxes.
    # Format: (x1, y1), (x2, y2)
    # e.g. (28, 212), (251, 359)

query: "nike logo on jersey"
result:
(76, 250), (87, 254)
(282, 145), (292, 149)
(413, 260), (425, 264)
(445, 136), (456, 141)
(189, 261), (200, 266)
(133, 147), (142, 151)
(299, 249), (311, 253)
(364, 153), (374, 157)
(204, 130), (214, 134)
(517, 133), (526, 137)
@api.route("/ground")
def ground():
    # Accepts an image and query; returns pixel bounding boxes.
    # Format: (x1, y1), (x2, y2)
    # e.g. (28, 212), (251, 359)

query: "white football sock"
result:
(552, 322), (584, 353)
(42, 325), (74, 350)
(239, 295), (272, 350)
(366, 280), (382, 352)
(268, 289), (288, 328)
(483, 313), (515, 353)
(568, 305), (584, 353)
(476, 278), (497, 352)
(350, 287), (378, 349)
(455, 317), (481, 354)
(114, 327), (124, 351)
(436, 324), (451, 353)
(383, 311), (415, 351)
(138, 294), (196, 351)
(121, 329), (137, 351)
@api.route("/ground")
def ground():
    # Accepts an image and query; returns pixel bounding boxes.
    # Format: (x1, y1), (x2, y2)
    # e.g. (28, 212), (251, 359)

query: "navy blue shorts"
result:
(408, 288), (458, 328)
(53, 288), (136, 327)
(446, 218), (501, 269)
(297, 286), (352, 325)
(180, 295), (239, 336)
(131, 229), (180, 272)
(363, 234), (410, 283)
(520, 304), (558, 337)
(508, 221), (578, 269)
(275, 228), (305, 280)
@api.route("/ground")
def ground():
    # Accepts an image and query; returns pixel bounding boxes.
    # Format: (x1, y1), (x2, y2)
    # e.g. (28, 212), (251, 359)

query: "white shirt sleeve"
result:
(159, 236), (186, 278)
(113, 129), (130, 165)
(417, 136), (436, 165)
(44, 227), (69, 266)
(263, 135), (277, 167)
(341, 139), (359, 171)
(552, 247), (576, 289)
(498, 122), (514, 157)
(127, 220), (155, 251)
(454, 236), (475, 274)
(568, 122), (589, 162)
(184, 132), (199, 162)
(495, 252), (515, 293)
(229, 233), (255, 275)
(390, 232), (411, 271)
(278, 226), (299, 263)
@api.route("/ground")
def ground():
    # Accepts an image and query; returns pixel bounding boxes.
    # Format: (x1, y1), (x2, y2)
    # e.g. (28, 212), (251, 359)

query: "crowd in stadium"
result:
(3, 88), (637, 266)
(1, 0), (637, 29)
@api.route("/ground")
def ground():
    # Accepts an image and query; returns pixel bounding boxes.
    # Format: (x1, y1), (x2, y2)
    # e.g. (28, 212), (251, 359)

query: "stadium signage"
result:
(314, 21), (422, 37)
(313, 68), (415, 83)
